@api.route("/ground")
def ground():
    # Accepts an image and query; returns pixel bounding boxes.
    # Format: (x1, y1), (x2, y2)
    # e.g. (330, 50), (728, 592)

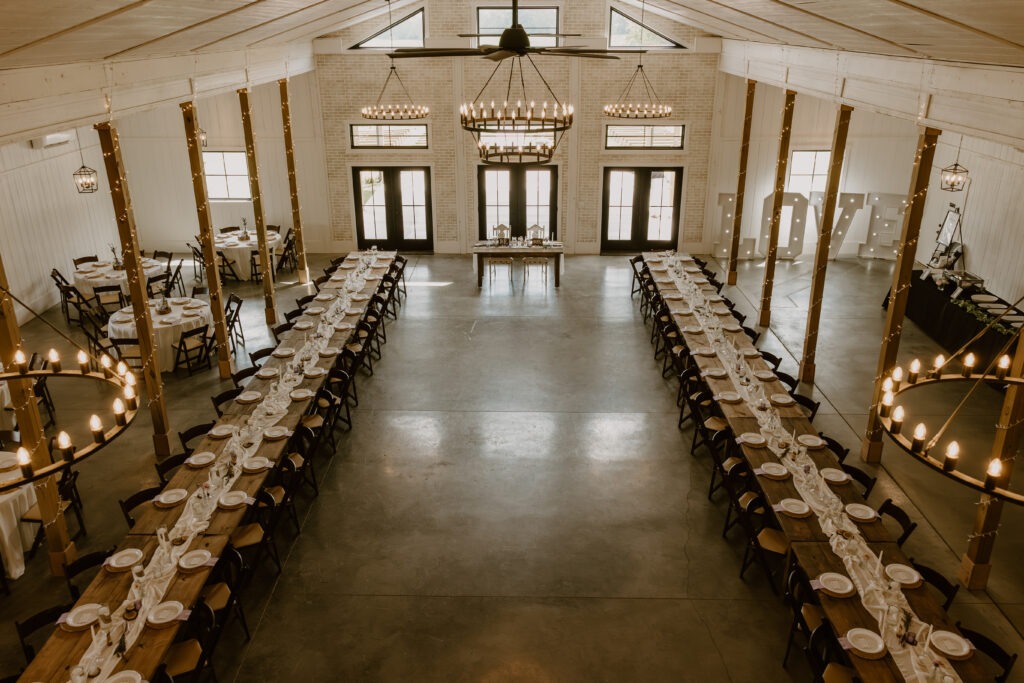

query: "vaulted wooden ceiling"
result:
(0, 0), (1021, 70)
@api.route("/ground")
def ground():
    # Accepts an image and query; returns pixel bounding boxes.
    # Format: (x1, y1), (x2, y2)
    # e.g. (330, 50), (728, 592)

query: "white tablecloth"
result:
(0, 455), (37, 579)
(72, 258), (166, 296)
(107, 298), (213, 373)
(214, 231), (281, 280)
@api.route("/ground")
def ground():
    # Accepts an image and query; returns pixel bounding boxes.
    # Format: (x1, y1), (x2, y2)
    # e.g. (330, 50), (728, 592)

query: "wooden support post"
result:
(727, 79), (756, 286)
(799, 105), (853, 385)
(960, 341), (1024, 589)
(0, 255), (76, 575)
(279, 79), (310, 284)
(95, 122), (172, 459)
(180, 101), (233, 380)
(758, 89), (797, 328)
(860, 126), (941, 463)
(238, 88), (278, 325)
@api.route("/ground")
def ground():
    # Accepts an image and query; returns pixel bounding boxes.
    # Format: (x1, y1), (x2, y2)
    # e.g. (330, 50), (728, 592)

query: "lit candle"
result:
(880, 391), (894, 418)
(78, 350), (89, 374)
(100, 354), (113, 378)
(891, 406), (905, 435)
(48, 348), (61, 373)
(17, 447), (32, 479)
(90, 415), (105, 444)
(997, 354), (1011, 380)
(962, 352), (976, 377)
(891, 366), (903, 391)
(124, 385), (137, 411)
(13, 349), (27, 374)
(908, 359), (921, 384)
(932, 354), (945, 378)
(985, 458), (1003, 490)
(113, 398), (127, 426)
(57, 431), (75, 463)
(943, 441), (960, 472)
(911, 423), (927, 453)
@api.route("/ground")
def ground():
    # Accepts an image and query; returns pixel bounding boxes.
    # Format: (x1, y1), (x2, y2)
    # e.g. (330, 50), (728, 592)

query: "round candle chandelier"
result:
(361, 0), (429, 121)
(876, 298), (1024, 505)
(0, 285), (139, 495)
(603, 0), (671, 119)
(460, 55), (573, 166)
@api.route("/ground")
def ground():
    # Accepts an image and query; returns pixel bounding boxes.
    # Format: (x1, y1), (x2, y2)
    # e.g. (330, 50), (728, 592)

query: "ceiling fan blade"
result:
(532, 50), (620, 60)
(456, 33), (582, 37)
(542, 48), (647, 53)
(388, 49), (488, 58)
(484, 49), (518, 62)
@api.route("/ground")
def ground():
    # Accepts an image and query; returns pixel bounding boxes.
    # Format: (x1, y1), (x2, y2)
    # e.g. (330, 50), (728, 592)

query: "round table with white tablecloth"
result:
(0, 453), (38, 579)
(72, 258), (166, 296)
(213, 231), (281, 280)
(107, 298), (213, 373)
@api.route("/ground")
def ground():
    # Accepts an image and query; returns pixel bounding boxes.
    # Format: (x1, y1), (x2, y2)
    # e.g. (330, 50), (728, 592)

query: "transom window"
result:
(609, 8), (683, 49)
(354, 9), (424, 49)
(477, 7), (558, 47)
(606, 125), (684, 149)
(202, 151), (251, 201)
(350, 124), (428, 149)
(787, 150), (832, 194)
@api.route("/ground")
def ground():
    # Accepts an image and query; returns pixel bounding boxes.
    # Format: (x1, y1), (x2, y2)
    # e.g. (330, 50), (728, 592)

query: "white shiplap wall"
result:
(0, 127), (118, 321)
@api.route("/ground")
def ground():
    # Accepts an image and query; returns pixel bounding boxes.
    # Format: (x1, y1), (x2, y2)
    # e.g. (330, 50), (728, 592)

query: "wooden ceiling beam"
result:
(0, 0), (156, 59)
(244, 0), (408, 49)
(663, 0), (837, 49)
(877, 0), (1024, 53)
(769, 0), (925, 57)
(620, 0), (771, 42)
(191, 0), (371, 52)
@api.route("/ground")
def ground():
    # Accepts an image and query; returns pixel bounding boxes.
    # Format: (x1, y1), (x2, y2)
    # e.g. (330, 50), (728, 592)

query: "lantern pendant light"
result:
(940, 134), (969, 192)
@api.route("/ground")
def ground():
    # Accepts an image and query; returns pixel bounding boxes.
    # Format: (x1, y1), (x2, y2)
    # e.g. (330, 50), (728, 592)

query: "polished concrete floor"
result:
(1, 253), (1022, 681)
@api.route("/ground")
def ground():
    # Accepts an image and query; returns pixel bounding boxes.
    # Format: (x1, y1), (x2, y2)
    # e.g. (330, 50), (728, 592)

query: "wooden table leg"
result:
(477, 254), (484, 287)
(554, 254), (561, 287)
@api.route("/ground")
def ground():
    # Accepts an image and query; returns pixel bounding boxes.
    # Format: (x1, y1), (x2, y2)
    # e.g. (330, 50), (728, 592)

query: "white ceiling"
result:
(0, 0), (1021, 69)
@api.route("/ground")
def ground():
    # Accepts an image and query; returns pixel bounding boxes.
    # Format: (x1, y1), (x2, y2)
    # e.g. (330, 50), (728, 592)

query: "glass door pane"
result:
(606, 170), (635, 241)
(484, 169), (511, 238)
(400, 170), (428, 240)
(359, 170), (387, 241)
(646, 170), (675, 241)
(525, 169), (552, 237)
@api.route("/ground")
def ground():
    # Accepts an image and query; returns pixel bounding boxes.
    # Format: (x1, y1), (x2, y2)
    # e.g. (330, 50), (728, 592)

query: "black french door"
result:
(601, 167), (682, 252)
(353, 167), (433, 251)
(477, 166), (558, 239)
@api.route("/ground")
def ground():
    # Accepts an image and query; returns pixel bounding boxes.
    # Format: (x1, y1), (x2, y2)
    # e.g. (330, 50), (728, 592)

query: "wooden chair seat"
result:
(229, 523), (263, 549)
(201, 581), (230, 612)
(345, 342), (363, 353)
(737, 491), (760, 512)
(262, 485), (286, 506)
(757, 527), (790, 555)
(704, 416), (728, 432)
(822, 663), (857, 683)
(301, 414), (324, 430)
(801, 603), (824, 633)
(163, 639), (203, 678)
(721, 456), (744, 474)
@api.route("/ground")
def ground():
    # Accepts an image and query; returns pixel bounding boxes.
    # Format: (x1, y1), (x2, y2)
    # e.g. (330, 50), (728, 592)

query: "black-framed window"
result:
(601, 167), (682, 251)
(350, 124), (428, 149)
(202, 151), (250, 200)
(478, 166), (558, 239)
(478, 7), (558, 47)
(353, 9), (424, 49)
(605, 125), (684, 150)
(353, 167), (433, 251)
(608, 8), (684, 49)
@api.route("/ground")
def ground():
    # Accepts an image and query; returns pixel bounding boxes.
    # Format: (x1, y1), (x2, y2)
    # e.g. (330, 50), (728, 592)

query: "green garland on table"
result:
(950, 297), (1015, 336)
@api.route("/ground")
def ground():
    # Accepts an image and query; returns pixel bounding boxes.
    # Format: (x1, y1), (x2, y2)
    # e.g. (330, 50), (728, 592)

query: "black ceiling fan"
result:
(388, 0), (643, 61)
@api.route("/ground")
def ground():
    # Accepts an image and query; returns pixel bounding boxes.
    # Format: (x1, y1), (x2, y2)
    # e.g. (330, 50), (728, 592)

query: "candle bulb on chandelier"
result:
(962, 352), (976, 377)
(78, 350), (89, 374)
(943, 441), (960, 472)
(48, 348), (61, 373)
(985, 458), (1003, 490)
(113, 398), (127, 426)
(882, 377), (894, 394)
(891, 405), (905, 435)
(90, 415), (105, 444)
(932, 354), (945, 378)
(997, 354), (1011, 380)
(13, 349), (27, 374)
(891, 366), (903, 391)
(116, 361), (128, 378)
(880, 391), (894, 418)
(908, 359), (921, 384)
(911, 423), (927, 453)
(124, 385), (137, 411)
(100, 354), (113, 378)
(16, 447), (32, 479)
(57, 431), (75, 463)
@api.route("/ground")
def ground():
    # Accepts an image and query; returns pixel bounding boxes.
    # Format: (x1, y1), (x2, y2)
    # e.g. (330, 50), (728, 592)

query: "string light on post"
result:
(362, 0), (429, 121)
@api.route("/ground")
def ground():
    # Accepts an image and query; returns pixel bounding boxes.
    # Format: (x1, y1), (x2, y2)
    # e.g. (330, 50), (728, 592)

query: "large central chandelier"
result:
(603, 0), (671, 119)
(362, 0), (429, 121)
(460, 55), (573, 166)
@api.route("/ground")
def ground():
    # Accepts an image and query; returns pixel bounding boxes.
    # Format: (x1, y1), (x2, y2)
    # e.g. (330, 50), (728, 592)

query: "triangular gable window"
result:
(609, 8), (684, 49)
(354, 9), (424, 49)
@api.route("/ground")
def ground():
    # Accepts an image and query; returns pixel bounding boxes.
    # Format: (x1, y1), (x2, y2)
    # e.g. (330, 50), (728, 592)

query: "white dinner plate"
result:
(662, 294), (683, 301)
(738, 432), (767, 447)
(255, 367), (279, 380)
(182, 311), (201, 318)
(684, 266), (703, 274)
(218, 490), (249, 509)
(754, 370), (776, 381)
(817, 572), (856, 598)
(290, 388), (314, 401)
(681, 326), (703, 334)
(723, 323), (743, 333)
(208, 425), (237, 439)
(178, 549), (212, 572)
(184, 302), (206, 310)
(716, 391), (742, 403)
(365, 275), (381, 281)
(770, 393), (795, 406)
(314, 292), (336, 301)
(649, 266), (668, 273)
(692, 347), (717, 357)
(171, 298), (189, 305)
(885, 563), (923, 587)
(304, 367), (327, 379)
(845, 502), (877, 522)
(63, 603), (102, 631)
(703, 368), (728, 379)
(930, 630), (972, 660)
(333, 322), (355, 331)
(759, 462), (789, 480)
(778, 497), (812, 517)
(263, 426), (291, 441)
(243, 456), (271, 473)
(0, 453), (17, 472)
(293, 321), (314, 331)
(971, 294), (998, 303)
(845, 628), (886, 658)
(797, 434), (825, 449)
(319, 347), (340, 357)
(272, 347), (295, 358)
(236, 390), (262, 404)
(154, 488), (188, 508)
(339, 263), (357, 269)
(186, 451), (216, 468)
(305, 306), (325, 316)
(820, 468), (850, 484)
(106, 548), (144, 571)
(147, 600), (184, 628)
(106, 672), (143, 683)
(1004, 315), (1024, 322)
(345, 308), (363, 316)
(742, 349), (762, 359)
